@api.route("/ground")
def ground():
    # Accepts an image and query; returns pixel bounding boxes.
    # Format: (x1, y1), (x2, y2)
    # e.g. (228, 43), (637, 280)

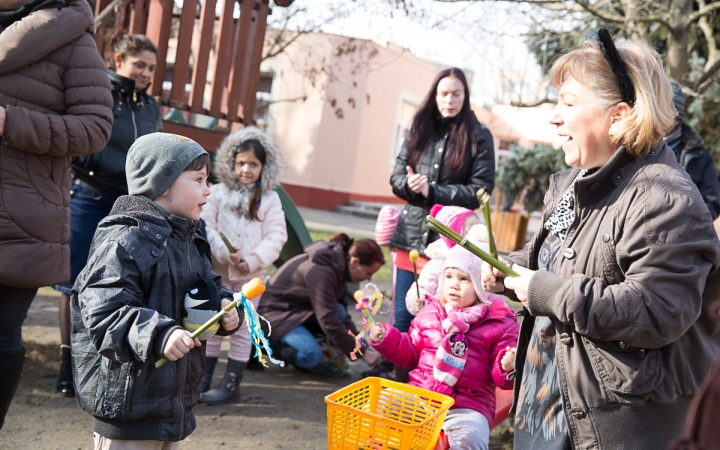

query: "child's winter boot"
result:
(199, 358), (245, 405)
(199, 356), (218, 393)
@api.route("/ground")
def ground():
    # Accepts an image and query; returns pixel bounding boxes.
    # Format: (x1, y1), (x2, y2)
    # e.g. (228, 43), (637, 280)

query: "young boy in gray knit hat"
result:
(664, 82), (720, 220)
(69, 132), (242, 448)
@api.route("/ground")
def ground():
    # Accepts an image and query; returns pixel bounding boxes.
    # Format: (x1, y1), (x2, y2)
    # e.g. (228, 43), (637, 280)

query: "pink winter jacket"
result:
(372, 297), (519, 425)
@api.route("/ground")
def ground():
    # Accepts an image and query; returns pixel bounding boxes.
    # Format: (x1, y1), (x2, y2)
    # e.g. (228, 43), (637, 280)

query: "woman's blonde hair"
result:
(549, 39), (676, 156)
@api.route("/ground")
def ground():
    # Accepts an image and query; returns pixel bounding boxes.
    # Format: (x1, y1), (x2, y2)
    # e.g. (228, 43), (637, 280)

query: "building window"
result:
(253, 72), (274, 128)
(391, 100), (419, 165)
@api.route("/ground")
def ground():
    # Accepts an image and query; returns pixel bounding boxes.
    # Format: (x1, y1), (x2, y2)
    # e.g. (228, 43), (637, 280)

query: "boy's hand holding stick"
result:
(426, 216), (519, 278)
(155, 278), (266, 368)
(477, 188), (497, 258)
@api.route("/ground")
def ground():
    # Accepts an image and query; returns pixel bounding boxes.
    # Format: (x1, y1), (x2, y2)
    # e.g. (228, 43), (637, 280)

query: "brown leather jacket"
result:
(258, 240), (360, 356)
(0, 0), (113, 288)
(507, 142), (720, 449)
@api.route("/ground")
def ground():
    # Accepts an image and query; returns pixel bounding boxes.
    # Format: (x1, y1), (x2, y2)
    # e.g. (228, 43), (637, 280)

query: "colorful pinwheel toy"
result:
(349, 283), (385, 361)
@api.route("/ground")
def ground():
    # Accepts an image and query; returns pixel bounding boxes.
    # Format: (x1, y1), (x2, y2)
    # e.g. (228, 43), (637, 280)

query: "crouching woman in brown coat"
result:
(481, 29), (720, 449)
(258, 233), (385, 377)
(0, 0), (113, 429)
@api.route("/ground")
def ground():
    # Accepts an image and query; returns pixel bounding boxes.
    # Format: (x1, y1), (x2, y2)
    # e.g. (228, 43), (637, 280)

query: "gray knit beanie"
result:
(671, 82), (685, 120)
(126, 132), (208, 200)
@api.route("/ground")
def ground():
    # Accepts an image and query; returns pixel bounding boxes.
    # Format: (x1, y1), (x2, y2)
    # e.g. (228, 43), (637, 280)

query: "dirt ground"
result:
(0, 288), (513, 450)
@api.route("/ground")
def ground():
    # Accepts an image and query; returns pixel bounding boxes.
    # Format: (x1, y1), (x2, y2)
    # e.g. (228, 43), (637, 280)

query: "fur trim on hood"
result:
(213, 126), (285, 194)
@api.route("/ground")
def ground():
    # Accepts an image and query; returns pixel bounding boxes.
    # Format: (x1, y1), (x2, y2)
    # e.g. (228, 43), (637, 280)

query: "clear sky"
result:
(274, 0), (543, 106)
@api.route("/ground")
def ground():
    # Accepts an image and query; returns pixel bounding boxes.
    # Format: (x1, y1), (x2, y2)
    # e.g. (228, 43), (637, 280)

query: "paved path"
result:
(298, 207), (377, 239)
(297, 206), (543, 247)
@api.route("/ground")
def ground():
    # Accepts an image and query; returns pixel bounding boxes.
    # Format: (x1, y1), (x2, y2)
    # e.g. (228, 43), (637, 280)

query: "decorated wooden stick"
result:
(477, 188), (497, 258)
(219, 232), (244, 263)
(409, 249), (421, 302)
(349, 283), (384, 360)
(219, 232), (236, 252)
(155, 278), (274, 368)
(427, 215), (519, 277)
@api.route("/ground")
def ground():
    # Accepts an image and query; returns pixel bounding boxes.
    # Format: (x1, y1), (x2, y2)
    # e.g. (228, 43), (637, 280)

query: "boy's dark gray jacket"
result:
(70, 196), (240, 442)
(506, 142), (720, 449)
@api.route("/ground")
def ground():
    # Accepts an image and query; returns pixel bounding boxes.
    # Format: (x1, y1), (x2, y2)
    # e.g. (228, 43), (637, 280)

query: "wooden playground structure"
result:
(92, 0), (286, 150)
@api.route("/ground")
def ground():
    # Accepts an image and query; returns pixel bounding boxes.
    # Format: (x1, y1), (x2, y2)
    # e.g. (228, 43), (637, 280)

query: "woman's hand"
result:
(481, 262), (507, 293)
(220, 298), (240, 331)
(503, 265), (535, 308)
(163, 329), (201, 361)
(369, 324), (385, 343)
(0, 106), (6, 137)
(501, 346), (517, 372)
(406, 166), (429, 197)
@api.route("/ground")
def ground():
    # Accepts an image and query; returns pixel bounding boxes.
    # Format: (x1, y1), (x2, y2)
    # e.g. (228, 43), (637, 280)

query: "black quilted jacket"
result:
(72, 70), (163, 198)
(70, 196), (239, 441)
(389, 118), (495, 254)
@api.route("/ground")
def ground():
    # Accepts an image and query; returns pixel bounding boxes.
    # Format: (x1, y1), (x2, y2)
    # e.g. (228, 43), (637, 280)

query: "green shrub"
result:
(496, 143), (569, 213)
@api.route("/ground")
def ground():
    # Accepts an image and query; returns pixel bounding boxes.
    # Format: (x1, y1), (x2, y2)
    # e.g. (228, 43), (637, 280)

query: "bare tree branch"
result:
(694, 58), (720, 92)
(683, 1), (720, 28)
(511, 97), (555, 107)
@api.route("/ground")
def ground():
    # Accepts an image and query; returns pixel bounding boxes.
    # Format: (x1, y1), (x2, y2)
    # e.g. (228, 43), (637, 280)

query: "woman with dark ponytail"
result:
(389, 68), (495, 373)
(51, 32), (161, 397)
(258, 233), (385, 377)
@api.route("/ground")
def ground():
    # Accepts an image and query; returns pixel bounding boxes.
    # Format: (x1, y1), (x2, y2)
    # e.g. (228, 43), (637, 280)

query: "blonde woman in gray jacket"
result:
(482, 29), (720, 449)
(199, 127), (288, 405)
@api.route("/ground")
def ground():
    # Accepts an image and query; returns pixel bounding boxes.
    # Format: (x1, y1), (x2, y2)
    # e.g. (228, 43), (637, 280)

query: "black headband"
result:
(584, 28), (636, 107)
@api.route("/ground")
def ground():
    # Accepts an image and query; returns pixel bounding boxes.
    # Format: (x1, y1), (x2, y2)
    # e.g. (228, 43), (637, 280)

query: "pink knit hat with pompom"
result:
(375, 205), (402, 245)
(430, 204), (476, 249)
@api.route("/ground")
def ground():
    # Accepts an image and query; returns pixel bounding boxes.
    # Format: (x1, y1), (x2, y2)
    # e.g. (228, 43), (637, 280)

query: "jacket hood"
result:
(213, 126), (285, 194)
(681, 120), (705, 151)
(106, 195), (198, 237)
(0, 0), (94, 76)
(305, 240), (347, 277)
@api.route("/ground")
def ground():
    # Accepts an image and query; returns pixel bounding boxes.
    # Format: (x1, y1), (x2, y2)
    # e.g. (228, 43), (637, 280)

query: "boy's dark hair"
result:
(184, 153), (211, 174)
(236, 139), (266, 221)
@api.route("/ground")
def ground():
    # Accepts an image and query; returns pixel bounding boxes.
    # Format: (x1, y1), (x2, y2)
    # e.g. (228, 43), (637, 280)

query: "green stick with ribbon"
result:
(155, 278), (266, 368)
(477, 188), (497, 258)
(427, 215), (519, 277)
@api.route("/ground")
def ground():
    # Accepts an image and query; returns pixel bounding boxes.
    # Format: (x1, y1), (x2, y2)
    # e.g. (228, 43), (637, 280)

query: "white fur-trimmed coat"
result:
(202, 127), (287, 289)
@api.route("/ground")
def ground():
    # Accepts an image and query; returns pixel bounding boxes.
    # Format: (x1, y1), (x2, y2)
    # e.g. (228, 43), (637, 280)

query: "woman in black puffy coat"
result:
(52, 33), (162, 397)
(389, 68), (495, 342)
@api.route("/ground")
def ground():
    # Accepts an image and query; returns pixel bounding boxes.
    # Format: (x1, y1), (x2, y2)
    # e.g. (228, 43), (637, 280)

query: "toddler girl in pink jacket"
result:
(369, 244), (519, 450)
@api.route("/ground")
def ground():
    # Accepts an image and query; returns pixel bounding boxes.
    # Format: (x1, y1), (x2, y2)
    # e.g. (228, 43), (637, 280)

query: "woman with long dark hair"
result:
(52, 33), (162, 397)
(389, 68), (495, 370)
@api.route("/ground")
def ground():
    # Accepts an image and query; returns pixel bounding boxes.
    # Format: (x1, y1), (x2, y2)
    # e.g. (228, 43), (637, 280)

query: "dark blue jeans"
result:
(281, 303), (348, 369)
(52, 184), (116, 295)
(393, 268), (416, 333)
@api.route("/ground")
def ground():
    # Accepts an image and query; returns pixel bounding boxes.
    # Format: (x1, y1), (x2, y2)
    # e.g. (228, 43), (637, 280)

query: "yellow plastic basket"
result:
(325, 377), (455, 450)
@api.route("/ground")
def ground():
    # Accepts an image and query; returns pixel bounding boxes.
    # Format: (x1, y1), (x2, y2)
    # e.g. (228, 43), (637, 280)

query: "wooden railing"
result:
(93, 0), (274, 126)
